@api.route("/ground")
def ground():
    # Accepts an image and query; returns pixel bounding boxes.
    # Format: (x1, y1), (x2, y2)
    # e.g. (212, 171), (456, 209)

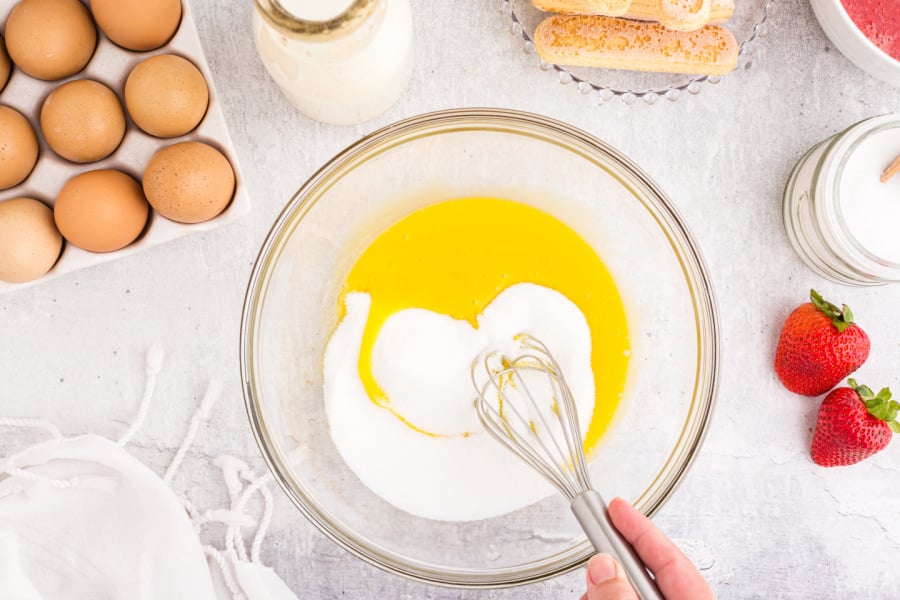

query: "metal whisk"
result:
(471, 335), (662, 600)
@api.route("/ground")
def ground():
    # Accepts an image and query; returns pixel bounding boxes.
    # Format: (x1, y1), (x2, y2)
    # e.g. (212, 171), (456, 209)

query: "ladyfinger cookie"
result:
(534, 15), (738, 75)
(535, 0), (734, 27)
(657, 0), (710, 31)
(533, 0), (633, 17)
(626, 0), (734, 26)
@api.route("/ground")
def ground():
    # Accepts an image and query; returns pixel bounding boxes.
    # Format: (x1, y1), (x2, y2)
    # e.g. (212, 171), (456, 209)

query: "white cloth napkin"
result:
(0, 347), (299, 600)
(0, 435), (217, 600)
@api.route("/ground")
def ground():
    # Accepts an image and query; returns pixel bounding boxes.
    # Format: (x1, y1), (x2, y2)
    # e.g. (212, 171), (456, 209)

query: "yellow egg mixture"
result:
(340, 196), (629, 454)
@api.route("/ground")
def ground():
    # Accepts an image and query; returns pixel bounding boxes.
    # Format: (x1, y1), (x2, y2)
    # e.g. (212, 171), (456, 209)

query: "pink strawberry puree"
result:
(840, 0), (900, 61)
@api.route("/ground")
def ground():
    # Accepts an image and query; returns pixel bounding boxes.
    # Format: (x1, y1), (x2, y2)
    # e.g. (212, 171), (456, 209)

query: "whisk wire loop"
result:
(547, 348), (592, 492)
(473, 336), (594, 500)
(509, 360), (577, 489)
(521, 335), (594, 492)
(476, 352), (578, 497)
(474, 386), (574, 496)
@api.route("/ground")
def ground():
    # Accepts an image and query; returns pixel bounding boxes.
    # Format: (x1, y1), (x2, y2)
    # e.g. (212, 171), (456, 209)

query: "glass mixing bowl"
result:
(241, 108), (719, 587)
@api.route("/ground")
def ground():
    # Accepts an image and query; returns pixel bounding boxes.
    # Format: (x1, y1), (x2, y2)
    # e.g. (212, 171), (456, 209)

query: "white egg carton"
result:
(0, 0), (251, 293)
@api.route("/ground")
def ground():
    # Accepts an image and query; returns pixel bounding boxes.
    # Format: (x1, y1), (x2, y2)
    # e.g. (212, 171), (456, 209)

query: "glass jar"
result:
(252, 0), (413, 126)
(783, 114), (900, 285)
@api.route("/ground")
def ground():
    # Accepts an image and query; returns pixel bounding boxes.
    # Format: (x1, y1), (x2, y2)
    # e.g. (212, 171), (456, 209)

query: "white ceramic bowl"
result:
(810, 0), (900, 86)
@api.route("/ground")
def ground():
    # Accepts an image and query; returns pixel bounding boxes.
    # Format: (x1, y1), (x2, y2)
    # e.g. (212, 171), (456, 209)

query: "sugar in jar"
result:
(252, 0), (413, 126)
(783, 114), (900, 285)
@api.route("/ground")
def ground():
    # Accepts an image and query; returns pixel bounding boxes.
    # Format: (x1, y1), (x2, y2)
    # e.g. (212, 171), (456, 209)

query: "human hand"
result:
(579, 497), (713, 600)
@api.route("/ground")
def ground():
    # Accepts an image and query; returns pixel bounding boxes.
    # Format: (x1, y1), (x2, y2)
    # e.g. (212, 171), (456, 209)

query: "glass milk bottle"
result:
(252, 0), (413, 126)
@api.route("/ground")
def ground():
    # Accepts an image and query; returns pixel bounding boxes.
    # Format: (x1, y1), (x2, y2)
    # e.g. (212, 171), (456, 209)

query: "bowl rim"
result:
(810, 0), (900, 85)
(240, 107), (721, 588)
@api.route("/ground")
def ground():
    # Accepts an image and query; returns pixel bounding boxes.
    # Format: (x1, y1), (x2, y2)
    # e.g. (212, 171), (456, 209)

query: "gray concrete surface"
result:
(2, 0), (900, 597)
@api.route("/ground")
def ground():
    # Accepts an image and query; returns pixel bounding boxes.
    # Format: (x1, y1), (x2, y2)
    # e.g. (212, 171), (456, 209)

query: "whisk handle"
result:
(571, 490), (664, 600)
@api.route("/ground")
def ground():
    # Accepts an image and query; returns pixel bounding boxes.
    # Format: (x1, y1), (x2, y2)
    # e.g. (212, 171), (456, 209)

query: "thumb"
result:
(585, 554), (639, 600)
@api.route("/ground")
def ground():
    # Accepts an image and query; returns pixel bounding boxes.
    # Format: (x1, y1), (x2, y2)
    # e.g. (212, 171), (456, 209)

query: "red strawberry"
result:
(811, 380), (900, 466)
(774, 289), (870, 396)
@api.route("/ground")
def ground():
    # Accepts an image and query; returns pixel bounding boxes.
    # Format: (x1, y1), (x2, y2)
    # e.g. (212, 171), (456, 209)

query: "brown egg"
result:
(0, 197), (63, 283)
(125, 54), (209, 138)
(5, 0), (97, 81)
(143, 142), (235, 224)
(0, 105), (39, 190)
(54, 170), (149, 252)
(90, 0), (182, 51)
(41, 80), (126, 163)
(0, 35), (11, 92)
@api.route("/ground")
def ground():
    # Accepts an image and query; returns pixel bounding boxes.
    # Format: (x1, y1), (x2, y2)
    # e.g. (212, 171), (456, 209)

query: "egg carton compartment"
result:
(0, 0), (251, 293)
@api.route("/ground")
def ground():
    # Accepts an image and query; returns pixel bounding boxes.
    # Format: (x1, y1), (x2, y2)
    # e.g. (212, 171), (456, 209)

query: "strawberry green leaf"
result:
(867, 398), (886, 410)
(810, 289), (855, 332)
(886, 401), (900, 422)
(843, 305), (854, 323)
(863, 388), (897, 422)
(890, 421), (900, 434)
(868, 401), (892, 421)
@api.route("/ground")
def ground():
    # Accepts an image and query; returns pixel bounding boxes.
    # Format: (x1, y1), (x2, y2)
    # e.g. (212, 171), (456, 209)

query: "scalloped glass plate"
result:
(502, 0), (777, 103)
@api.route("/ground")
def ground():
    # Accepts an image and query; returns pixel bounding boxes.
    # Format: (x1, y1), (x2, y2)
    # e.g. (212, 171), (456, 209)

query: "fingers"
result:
(607, 498), (688, 573)
(607, 497), (714, 600)
(585, 554), (639, 600)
